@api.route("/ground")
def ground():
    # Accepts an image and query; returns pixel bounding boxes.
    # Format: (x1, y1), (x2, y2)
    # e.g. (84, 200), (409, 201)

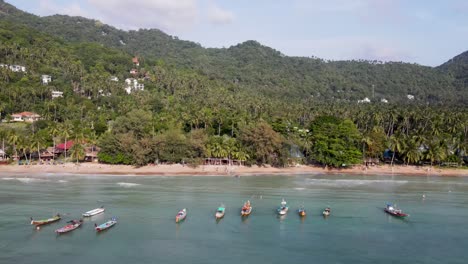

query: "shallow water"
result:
(1, 174), (467, 264)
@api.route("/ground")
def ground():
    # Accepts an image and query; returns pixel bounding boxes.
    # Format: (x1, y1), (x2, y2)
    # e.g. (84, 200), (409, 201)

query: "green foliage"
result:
(309, 117), (363, 167)
(0, 2), (467, 168)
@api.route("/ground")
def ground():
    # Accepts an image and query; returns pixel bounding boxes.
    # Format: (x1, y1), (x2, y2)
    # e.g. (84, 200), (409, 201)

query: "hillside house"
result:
(132, 57), (140, 67)
(42, 75), (52, 84)
(358, 97), (371, 103)
(1, 64), (26, 72)
(51, 91), (63, 98)
(110, 76), (119, 82)
(10, 65), (26, 72)
(11, 112), (41, 122)
(124, 78), (144, 94)
(130, 69), (138, 75)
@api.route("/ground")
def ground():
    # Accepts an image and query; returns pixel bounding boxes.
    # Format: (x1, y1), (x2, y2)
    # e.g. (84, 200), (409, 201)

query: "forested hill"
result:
(0, 0), (467, 104)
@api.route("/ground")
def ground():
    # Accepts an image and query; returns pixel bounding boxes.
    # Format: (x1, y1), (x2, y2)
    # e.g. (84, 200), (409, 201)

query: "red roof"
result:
(56, 141), (74, 150)
(12, 111), (40, 117)
(132, 57), (139, 63)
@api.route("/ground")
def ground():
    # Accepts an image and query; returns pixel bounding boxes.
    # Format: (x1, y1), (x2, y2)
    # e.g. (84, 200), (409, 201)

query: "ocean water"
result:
(1, 173), (468, 264)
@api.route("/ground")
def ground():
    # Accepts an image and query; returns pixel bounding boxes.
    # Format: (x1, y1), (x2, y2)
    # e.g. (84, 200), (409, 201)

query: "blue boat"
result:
(95, 217), (117, 232)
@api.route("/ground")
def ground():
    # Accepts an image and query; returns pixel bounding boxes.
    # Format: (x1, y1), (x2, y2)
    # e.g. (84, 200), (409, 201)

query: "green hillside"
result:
(0, 0), (467, 168)
(0, 0), (465, 104)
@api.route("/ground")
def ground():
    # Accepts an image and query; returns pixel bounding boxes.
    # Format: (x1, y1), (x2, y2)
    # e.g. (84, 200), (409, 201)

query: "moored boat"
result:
(277, 198), (288, 215)
(95, 217), (117, 232)
(241, 200), (252, 216)
(55, 219), (83, 234)
(298, 205), (306, 217)
(215, 205), (225, 219)
(82, 206), (105, 217)
(322, 207), (331, 217)
(384, 204), (408, 218)
(30, 214), (61, 226)
(175, 209), (187, 223)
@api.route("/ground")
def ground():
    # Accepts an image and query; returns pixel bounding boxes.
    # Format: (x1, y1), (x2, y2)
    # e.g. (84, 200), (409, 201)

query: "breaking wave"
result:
(301, 179), (408, 187)
(116, 182), (140, 188)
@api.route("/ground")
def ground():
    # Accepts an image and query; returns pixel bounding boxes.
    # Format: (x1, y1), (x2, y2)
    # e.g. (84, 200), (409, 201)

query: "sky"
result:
(6, 0), (468, 66)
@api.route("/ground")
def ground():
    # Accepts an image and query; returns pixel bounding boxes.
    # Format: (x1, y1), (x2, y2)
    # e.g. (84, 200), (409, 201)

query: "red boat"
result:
(55, 219), (83, 234)
(384, 204), (408, 218)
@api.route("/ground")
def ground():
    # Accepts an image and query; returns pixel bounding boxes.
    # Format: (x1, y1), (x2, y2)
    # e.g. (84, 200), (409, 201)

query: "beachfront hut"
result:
(55, 141), (74, 154)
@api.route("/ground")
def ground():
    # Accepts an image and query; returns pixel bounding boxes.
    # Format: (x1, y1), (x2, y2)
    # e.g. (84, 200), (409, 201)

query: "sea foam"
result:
(302, 179), (408, 187)
(116, 182), (140, 187)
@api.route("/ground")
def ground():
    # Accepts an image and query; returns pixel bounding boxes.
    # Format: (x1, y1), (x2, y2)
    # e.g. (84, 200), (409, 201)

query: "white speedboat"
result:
(82, 206), (105, 217)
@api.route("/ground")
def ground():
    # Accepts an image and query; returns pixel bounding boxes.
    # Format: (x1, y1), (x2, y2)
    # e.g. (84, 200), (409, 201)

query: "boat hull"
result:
(241, 207), (252, 216)
(31, 216), (61, 226)
(384, 208), (408, 218)
(55, 220), (82, 234)
(215, 212), (225, 219)
(83, 207), (105, 217)
(176, 209), (187, 223)
(95, 220), (117, 232)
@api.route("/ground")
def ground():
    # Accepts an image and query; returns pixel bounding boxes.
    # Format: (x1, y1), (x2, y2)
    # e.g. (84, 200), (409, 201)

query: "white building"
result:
(51, 91), (63, 98)
(42, 75), (52, 85)
(407, 94), (415, 100)
(124, 78), (144, 94)
(358, 97), (371, 103)
(0, 64), (26, 72)
(110, 76), (119, 82)
(381, 98), (389, 103)
(10, 65), (26, 72)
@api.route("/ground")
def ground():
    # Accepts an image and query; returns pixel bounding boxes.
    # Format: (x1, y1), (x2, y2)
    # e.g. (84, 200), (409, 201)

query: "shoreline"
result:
(0, 163), (467, 177)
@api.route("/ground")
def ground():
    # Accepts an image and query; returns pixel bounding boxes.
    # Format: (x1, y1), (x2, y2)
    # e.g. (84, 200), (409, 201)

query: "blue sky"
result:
(7, 0), (468, 66)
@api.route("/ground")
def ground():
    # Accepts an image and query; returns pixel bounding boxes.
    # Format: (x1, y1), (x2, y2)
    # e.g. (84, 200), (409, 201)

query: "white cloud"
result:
(207, 5), (234, 25)
(87, 0), (199, 32)
(293, 0), (405, 22)
(38, 0), (87, 17)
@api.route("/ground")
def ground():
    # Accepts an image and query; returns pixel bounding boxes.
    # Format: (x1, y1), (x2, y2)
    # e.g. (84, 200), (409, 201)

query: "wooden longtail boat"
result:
(277, 198), (288, 215)
(384, 204), (408, 218)
(215, 205), (225, 219)
(175, 209), (187, 223)
(298, 205), (306, 217)
(95, 217), (117, 232)
(322, 207), (331, 217)
(55, 219), (83, 234)
(241, 200), (252, 216)
(30, 214), (61, 226)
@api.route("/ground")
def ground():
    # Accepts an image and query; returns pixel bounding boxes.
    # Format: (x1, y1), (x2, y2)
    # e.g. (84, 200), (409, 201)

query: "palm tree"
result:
(7, 130), (19, 161)
(48, 123), (60, 162)
(69, 143), (85, 164)
(59, 122), (73, 161)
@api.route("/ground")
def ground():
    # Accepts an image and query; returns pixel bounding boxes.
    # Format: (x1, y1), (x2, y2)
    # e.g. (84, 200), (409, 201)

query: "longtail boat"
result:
(384, 204), (408, 218)
(95, 217), (117, 232)
(30, 214), (61, 226)
(298, 205), (306, 217)
(215, 205), (225, 219)
(277, 198), (288, 215)
(175, 209), (187, 223)
(241, 200), (252, 216)
(82, 206), (105, 217)
(322, 207), (331, 217)
(55, 219), (83, 234)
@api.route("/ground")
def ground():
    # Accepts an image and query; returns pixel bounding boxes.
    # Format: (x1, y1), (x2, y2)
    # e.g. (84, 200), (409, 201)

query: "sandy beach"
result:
(0, 163), (467, 177)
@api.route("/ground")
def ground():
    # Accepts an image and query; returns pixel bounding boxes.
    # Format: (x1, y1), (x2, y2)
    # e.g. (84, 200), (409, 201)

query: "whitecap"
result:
(1, 177), (15, 181)
(302, 179), (408, 187)
(58, 180), (68, 183)
(116, 182), (140, 187)
(294, 187), (306, 191)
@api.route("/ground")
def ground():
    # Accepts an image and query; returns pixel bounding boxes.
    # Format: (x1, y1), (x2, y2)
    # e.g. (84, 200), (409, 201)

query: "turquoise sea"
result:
(1, 173), (468, 264)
